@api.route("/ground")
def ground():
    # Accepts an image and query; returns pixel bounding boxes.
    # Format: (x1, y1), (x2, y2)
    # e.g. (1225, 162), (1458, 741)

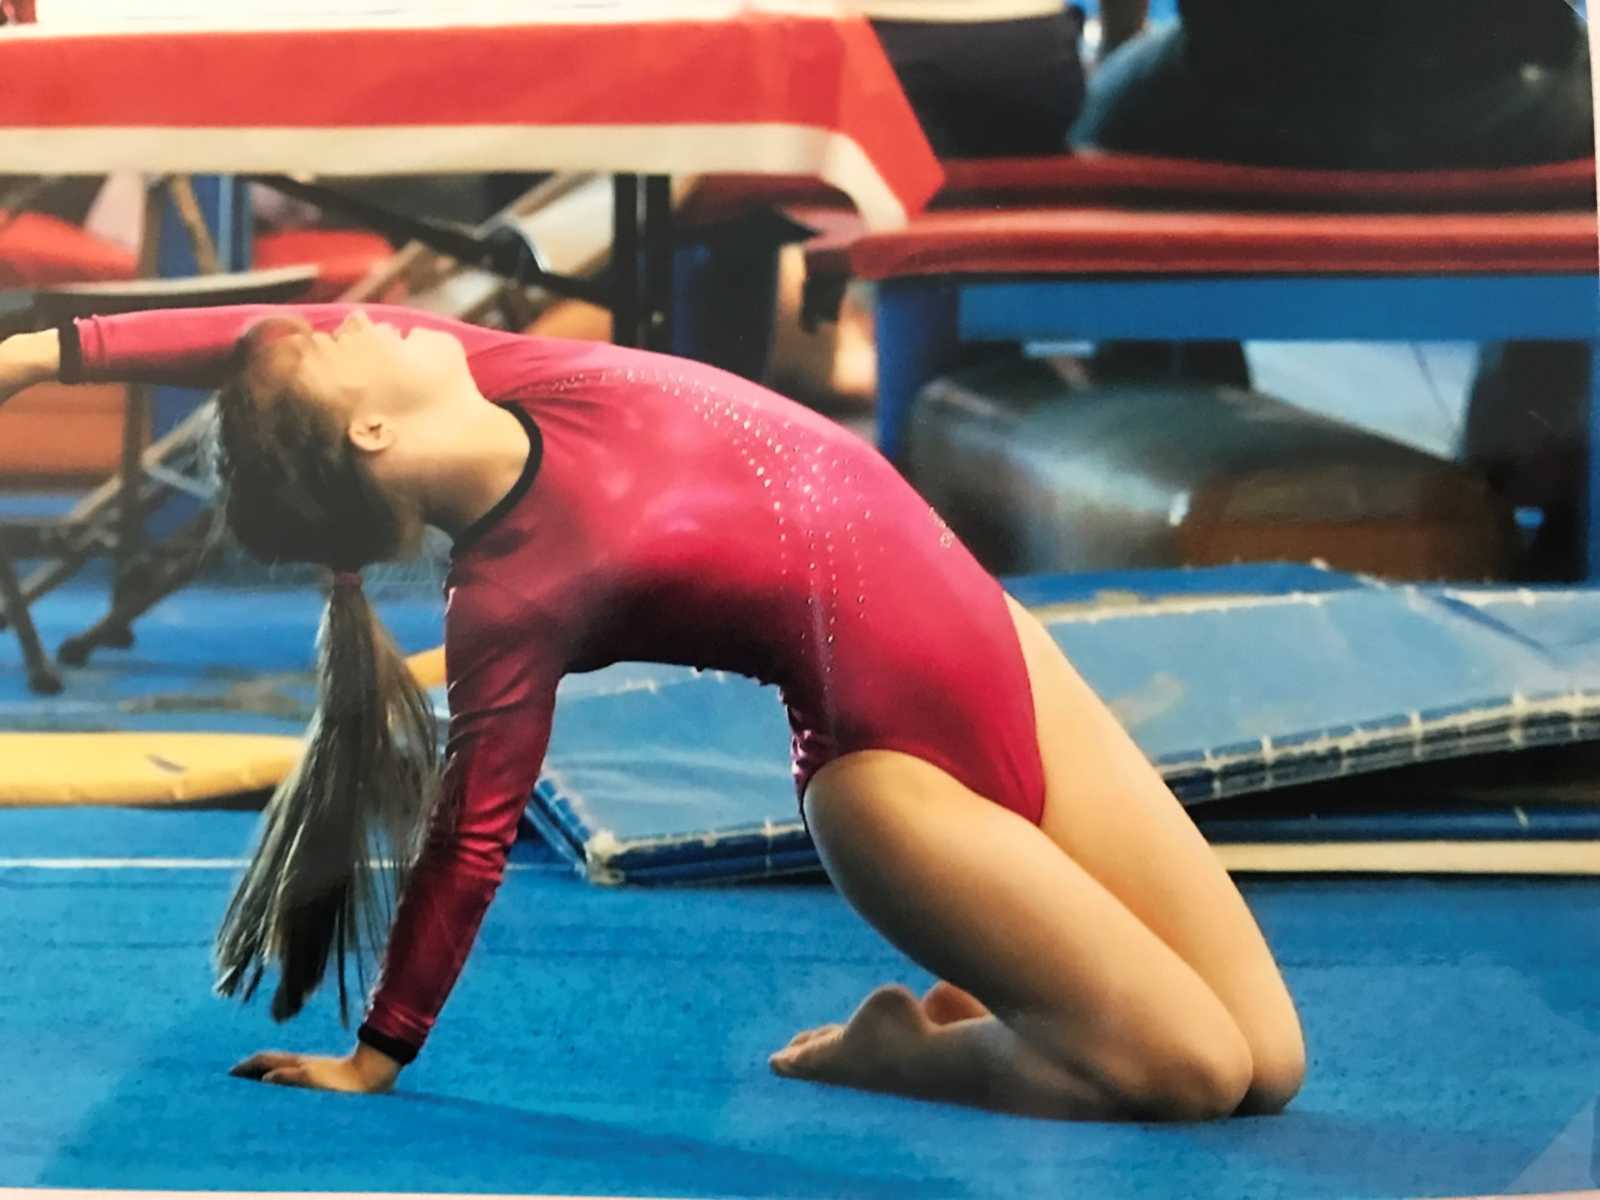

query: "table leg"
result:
(0, 530), (61, 695)
(109, 380), (150, 641)
(876, 280), (961, 466)
(106, 180), (167, 633)
(644, 174), (674, 353)
(613, 173), (641, 348)
(1587, 343), (1600, 579)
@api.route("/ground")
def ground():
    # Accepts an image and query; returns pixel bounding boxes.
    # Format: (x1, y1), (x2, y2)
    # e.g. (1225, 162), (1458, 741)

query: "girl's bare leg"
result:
(771, 598), (1305, 1120)
(1001, 595), (1306, 1115)
(772, 749), (1254, 1120)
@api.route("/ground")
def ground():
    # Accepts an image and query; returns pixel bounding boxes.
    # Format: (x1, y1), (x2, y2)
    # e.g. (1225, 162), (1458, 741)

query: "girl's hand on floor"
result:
(230, 1047), (399, 1094)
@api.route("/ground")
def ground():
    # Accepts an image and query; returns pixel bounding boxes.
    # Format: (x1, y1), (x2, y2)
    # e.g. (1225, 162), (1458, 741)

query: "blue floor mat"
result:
(0, 491), (80, 520)
(0, 580), (444, 735)
(1, 808), (1595, 1199)
(529, 570), (1600, 883)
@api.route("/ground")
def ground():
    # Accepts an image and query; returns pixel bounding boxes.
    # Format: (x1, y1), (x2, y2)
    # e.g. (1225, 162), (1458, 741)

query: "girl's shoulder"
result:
(442, 570), (581, 675)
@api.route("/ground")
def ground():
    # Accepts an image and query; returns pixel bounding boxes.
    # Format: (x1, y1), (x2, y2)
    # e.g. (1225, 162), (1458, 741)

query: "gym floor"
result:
(1, 576), (1596, 1200)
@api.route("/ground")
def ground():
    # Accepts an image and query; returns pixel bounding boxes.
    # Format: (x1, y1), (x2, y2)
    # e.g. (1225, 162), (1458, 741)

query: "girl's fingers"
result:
(262, 1067), (310, 1088)
(777, 1024), (842, 1054)
(231, 1052), (300, 1079)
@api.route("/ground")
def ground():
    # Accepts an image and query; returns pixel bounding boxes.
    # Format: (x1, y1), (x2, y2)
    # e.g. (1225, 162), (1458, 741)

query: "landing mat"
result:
(526, 567), (1600, 883)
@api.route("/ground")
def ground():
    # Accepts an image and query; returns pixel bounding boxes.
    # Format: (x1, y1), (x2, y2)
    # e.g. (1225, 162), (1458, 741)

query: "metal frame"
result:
(0, 213), (318, 694)
(252, 172), (676, 351)
(1, 169), (678, 694)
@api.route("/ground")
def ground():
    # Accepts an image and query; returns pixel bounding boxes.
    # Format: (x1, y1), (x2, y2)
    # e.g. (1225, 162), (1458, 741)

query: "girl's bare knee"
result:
(1120, 1037), (1254, 1122)
(1018, 1009), (1254, 1123)
(1234, 1035), (1307, 1116)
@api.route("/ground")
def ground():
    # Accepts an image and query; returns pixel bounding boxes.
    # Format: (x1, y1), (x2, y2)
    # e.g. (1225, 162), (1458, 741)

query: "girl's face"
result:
(252, 309), (469, 428)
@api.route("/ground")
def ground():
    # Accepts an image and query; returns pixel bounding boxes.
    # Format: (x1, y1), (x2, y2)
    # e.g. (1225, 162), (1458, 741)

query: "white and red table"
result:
(0, 2), (943, 344)
(0, 3), (939, 228)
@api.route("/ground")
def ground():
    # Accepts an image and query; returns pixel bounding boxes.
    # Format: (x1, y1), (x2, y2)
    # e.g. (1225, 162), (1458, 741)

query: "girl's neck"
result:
(409, 399), (533, 538)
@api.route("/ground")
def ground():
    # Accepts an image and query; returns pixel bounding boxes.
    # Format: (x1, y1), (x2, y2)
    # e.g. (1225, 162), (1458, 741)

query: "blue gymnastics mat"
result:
(527, 565), (1600, 884)
(5, 807), (1596, 1199)
(0, 577), (444, 736)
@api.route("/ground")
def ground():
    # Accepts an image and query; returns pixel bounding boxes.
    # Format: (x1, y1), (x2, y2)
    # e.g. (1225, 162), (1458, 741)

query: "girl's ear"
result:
(348, 414), (395, 455)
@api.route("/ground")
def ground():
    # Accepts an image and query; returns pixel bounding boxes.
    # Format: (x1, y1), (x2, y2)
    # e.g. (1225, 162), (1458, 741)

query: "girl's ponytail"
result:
(215, 570), (442, 1022)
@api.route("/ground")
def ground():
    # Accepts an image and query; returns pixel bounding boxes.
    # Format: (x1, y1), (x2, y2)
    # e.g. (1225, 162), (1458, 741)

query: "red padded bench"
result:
(680, 152), (1597, 226)
(806, 207), (1598, 281)
(785, 157), (1600, 573)
(934, 153), (1596, 212)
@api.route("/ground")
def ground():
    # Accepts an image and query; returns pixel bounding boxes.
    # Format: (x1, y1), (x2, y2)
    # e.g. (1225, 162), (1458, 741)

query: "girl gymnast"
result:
(0, 306), (1304, 1120)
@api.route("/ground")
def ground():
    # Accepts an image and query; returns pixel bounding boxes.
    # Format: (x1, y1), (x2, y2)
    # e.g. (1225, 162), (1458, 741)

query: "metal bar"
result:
(250, 173), (487, 259)
(56, 511), (216, 670)
(166, 176), (222, 275)
(0, 402), (213, 634)
(249, 173), (610, 305)
(14, 533), (120, 619)
(142, 462), (215, 502)
(0, 528), (61, 693)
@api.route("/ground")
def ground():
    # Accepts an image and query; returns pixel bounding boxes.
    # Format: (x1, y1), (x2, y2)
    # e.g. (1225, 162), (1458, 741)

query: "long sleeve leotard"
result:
(64, 304), (1043, 1063)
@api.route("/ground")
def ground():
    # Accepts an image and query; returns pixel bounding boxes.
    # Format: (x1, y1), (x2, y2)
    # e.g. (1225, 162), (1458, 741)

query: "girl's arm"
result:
(234, 582), (564, 1093)
(356, 593), (563, 1071)
(60, 303), (527, 389)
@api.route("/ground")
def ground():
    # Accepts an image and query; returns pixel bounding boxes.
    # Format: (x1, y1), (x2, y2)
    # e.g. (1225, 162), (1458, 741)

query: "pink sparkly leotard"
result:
(65, 303), (1045, 1063)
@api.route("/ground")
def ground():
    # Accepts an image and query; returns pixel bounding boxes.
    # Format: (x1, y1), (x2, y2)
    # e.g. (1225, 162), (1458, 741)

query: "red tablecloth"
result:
(0, 10), (942, 229)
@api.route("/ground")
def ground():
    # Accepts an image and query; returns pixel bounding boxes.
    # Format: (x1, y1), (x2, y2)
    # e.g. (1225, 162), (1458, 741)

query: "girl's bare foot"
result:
(921, 981), (989, 1026)
(769, 984), (932, 1091)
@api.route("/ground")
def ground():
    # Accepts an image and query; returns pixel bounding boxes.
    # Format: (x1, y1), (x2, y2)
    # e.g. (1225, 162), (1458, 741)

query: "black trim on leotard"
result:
(56, 322), (83, 385)
(357, 1021), (420, 1066)
(450, 402), (543, 560)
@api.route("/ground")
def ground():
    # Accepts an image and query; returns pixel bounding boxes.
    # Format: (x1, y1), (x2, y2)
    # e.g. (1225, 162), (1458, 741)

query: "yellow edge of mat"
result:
(405, 644), (446, 689)
(1218, 840), (1600, 876)
(0, 646), (446, 809)
(0, 733), (304, 808)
